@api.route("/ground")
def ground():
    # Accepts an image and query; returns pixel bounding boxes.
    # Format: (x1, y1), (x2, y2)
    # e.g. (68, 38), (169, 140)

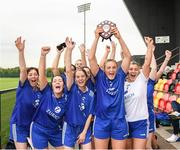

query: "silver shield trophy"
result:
(97, 20), (116, 41)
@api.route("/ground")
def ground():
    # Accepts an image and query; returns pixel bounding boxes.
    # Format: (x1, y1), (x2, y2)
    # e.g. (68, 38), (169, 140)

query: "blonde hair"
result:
(104, 59), (118, 68)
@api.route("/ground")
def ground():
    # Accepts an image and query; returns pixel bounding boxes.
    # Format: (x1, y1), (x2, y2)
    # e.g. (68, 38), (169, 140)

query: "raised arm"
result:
(88, 27), (103, 76)
(38, 47), (50, 91)
(143, 37), (153, 78)
(64, 37), (75, 90)
(51, 48), (64, 76)
(99, 45), (110, 69)
(156, 50), (172, 80)
(149, 45), (157, 80)
(112, 27), (131, 73)
(15, 37), (27, 84)
(109, 41), (116, 60)
(79, 43), (87, 67)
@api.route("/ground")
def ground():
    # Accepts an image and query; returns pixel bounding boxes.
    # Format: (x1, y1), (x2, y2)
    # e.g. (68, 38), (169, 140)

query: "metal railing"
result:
(156, 47), (180, 68)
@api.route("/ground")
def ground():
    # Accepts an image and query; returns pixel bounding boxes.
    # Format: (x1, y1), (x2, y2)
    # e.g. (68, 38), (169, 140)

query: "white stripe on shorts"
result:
(12, 124), (17, 142)
(92, 116), (96, 136)
(29, 122), (34, 149)
(62, 121), (67, 145)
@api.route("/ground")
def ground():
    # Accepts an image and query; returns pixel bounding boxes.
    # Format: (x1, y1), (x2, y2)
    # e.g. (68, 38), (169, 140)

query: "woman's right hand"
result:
(95, 26), (103, 39)
(15, 36), (25, 52)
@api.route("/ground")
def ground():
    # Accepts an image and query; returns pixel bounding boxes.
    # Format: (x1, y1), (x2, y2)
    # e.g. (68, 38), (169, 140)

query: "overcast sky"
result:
(0, 0), (146, 68)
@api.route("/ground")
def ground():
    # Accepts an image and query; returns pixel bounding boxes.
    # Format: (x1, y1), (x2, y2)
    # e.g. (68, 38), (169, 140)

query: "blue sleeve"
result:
(95, 68), (103, 81)
(148, 78), (156, 86)
(41, 83), (51, 95)
(18, 79), (29, 88)
(88, 91), (95, 115)
(69, 82), (76, 92)
(117, 67), (127, 79)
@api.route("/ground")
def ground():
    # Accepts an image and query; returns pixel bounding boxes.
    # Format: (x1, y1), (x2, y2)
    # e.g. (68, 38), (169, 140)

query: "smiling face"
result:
(52, 76), (64, 95)
(75, 70), (87, 88)
(127, 63), (140, 82)
(104, 60), (118, 80)
(27, 69), (39, 88)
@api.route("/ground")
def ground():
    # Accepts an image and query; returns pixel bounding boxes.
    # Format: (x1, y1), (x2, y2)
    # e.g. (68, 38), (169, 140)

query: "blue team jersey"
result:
(65, 83), (94, 126)
(33, 84), (68, 129)
(60, 72), (66, 84)
(86, 78), (95, 92)
(95, 67), (126, 119)
(147, 78), (156, 112)
(10, 79), (41, 128)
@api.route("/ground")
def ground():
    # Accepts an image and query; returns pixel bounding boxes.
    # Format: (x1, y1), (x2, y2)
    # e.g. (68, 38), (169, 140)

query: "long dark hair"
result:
(74, 68), (88, 78)
(27, 67), (39, 75)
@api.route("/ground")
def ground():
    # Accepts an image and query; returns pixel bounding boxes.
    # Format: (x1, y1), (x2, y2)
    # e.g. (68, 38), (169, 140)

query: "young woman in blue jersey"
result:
(30, 47), (69, 149)
(146, 49), (172, 149)
(124, 37), (153, 149)
(88, 26), (131, 149)
(63, 37), (94, 149)
(10, 37), (41, 149)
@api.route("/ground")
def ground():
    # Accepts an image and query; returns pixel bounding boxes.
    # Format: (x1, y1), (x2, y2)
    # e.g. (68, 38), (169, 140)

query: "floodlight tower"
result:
(77, 3), (91, 48)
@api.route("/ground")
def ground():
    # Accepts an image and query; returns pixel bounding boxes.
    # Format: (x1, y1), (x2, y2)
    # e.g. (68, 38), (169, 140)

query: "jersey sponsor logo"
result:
(106, 87), (118, 96)
(55, 106), (61, 113)
(124, 93), (135, 100)
(46, 109), (61, 120)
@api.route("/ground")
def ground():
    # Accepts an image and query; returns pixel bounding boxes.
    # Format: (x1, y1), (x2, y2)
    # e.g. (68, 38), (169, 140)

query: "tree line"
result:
(0, 67), (64, 77)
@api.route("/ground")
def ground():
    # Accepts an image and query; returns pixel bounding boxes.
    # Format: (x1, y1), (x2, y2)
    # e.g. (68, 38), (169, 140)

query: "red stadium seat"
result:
(177, 63), (180, 69)
(158, 98), (167, 111)
(174, 68), (180, 73)
(154, 92), (164, 108)
(174, 83), (180, 94)
(171, 72), (177, 80)
(164, 101), (173, 113)
(168, 95), (177, 102)
(162, 93), (170, 101)
(167, 79), (173, 84)
(163, 83), (170, 92)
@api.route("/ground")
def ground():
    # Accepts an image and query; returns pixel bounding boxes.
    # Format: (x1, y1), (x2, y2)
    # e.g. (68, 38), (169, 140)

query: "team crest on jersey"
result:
(54, 106), (61, 113)
(33, 99), (40, 108)
(79, 102), (85, 111)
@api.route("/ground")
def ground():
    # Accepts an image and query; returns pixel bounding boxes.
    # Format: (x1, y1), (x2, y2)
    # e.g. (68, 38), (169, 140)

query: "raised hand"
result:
(41, 46), (50, 56)
(15, 36), (25, 52)
(165, 50), (172, 60)
(111, 27), (121, 39)
(65, 37), (75, 50)
(79, 43), (86, 53)
(95, 26), (103, 38)
(144, 36), (154, 46)
(56, 46), (65, 54)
